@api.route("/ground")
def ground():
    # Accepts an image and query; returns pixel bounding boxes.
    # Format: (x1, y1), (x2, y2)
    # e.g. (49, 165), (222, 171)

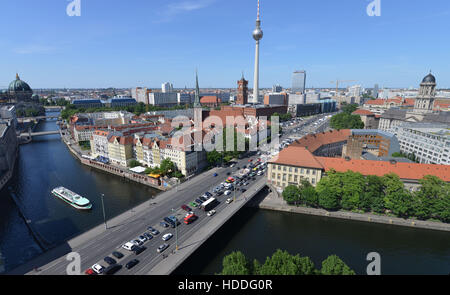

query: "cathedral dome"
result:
(8, 73), (33, 100)
(422, 73), (436, 84)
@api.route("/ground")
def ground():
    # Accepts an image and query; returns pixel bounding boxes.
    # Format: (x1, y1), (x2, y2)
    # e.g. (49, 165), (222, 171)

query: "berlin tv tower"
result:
(252, 0), (263, 104)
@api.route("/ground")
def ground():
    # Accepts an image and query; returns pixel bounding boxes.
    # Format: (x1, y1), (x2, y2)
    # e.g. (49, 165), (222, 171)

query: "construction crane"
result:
(330, 80), (356, 97)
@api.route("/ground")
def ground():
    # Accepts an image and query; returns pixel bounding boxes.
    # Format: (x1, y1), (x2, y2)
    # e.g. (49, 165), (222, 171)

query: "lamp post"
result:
(171, 209), (179, 251)
(100, 193), (107, 230)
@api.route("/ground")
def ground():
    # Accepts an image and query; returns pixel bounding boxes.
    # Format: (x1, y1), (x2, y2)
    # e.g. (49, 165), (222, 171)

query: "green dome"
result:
(8, 73), (33, 100)
(9, 73), (32, 92)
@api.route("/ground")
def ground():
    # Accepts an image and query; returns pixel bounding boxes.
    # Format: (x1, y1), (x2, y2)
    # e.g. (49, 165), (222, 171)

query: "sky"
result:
(0, 0), (449, 89)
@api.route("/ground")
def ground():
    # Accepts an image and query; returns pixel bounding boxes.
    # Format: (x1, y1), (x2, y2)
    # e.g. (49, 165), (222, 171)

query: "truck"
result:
(200, 197), (219, 211)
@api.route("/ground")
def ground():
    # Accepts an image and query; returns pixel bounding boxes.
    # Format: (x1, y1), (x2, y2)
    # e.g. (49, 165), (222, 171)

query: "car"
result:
(195, 199), (203, 205)
(257, 171), (263, 176)
(133, 239), (144, 246)
(157, 243), (169, 253)
(149, 228), (159, 235)
(189, 201), (198, 208)
(181, 204), (192, 212)
(112, 251), (124, 259)
(133, 246), (147, 255)
(160, 221), (169, 228)
(199, 196), (208, 202)
(243, 182), (249, 186)
(104, 256), (117, 265)
(144, 232), (153, 240)
(125, 259), (139, 270)
(241, 188), (247, 193)
(84, 268), (96, 275)
(224, 190), (231, 196)
(226, 198), (233, 204)
(92, 263), (105, 274)
(230, 164), (235, 168)
(215, 191), (223, 196)
(204, 192), (212, 197)
(162, 233), (173, 241)
(213, 173), (218, 177)
(207, 210), (216, 216)
(103, 264), (122, 275)
(122, 242), (137, 251)
(138, 235), (147, 243)
(226, 172), (231, 175)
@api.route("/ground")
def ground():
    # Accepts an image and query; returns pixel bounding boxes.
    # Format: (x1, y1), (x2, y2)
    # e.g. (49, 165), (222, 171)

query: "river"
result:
(1, 116), (449, 274)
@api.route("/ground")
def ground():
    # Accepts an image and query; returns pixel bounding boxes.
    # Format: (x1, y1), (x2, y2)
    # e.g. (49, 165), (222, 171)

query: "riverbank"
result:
(252, 188), (450, 232)
(62, 133), (167, 191)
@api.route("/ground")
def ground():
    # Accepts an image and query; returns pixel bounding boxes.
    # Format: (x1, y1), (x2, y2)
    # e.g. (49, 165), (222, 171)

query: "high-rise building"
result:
(373, 84), (379, 98)
(252, 0), (263, 104)
(236, 75), (249, 105)
(272, 84), (282, 93)
(162, 82), (173, 93)
(292, 70), (306, 94)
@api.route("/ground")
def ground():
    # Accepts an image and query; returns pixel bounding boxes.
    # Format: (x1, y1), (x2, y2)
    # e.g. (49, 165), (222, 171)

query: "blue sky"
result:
(0, 0), (449, 89)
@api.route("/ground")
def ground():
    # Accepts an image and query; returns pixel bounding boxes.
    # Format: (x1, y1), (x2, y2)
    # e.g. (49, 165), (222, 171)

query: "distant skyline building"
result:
(272, 84), (282, 93)
(373, 84), (379, 98)
(252, 0), (263, 104)
(161, 82), (173, 93)
(292, 70), (306, 94)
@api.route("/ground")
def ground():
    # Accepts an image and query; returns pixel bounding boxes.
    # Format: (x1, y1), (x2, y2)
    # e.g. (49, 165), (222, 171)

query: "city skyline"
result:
(1, 0), (450, 89)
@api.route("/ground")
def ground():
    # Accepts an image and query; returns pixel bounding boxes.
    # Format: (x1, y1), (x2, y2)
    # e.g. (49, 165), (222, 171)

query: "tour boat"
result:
(51, 187), (92, 210)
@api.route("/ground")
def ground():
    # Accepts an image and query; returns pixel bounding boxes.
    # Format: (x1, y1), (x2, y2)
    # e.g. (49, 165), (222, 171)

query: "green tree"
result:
(320, 255), (355, 275)
(340, 171), (364, 211)
(207, 150), (222, 166)
(341, 103), (358, 114)
(129, 160), (141, 168)
(220, 251), (252, 275)
(298, 180), (318, 207)
(316, 171), (342, 210)
(329, 113), (364, 130)
(282, 185), (301, 205)
(160, 158), (176, 176)
(360, 175), (385, 213)
(258, 250), (316, 275)
(382, 173), (413, 218)
(414, 175), (450, 221)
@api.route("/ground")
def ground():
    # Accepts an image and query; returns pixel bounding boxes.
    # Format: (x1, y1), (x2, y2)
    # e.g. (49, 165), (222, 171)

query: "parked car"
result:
(92, 263), (104, 274)
(213, 173), (218, 177)
(195, 199), (203, 205)
(138, 235), (147, 243)
(133, 239), (144, 246)
(181, 204), (192, 212)
(125, 259), (139, 270)
(104, 256), (117, 265)
(122, 242), (137, 251)
(157, 243), (170, 253)
(144, 232), (153, 240)
(189, 201), (198, 208)
(241, 188), (247, 193)
(215, 191), (223, 196)
(133, 246), (146, 255)
(84, 268), (96, 275)
(103, 264), (122, 275)
(224, 190), (231, 196)
(204, 192), (213, 197)
(112, 251), (124, 259)
(207, 210), (216, 216)
(160, 221), (169, 228)
(226, 198), (233, 204)
(162, 233), (173, 241)
(149, 228), (159, 235)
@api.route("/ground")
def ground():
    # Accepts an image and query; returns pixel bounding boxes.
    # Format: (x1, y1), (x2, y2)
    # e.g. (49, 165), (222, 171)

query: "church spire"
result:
(194, 69), (201, 108)
(16, 73), (20, 80)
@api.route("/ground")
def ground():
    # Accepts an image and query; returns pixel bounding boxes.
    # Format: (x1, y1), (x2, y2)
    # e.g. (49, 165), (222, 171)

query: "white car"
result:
(162, 233), (173, 241)
(92, 263), (104, 274)
(226, 198), (233, 204)
(224, 190), (231, 196)
(132, 239), (144, 246)
(122, 241), (136, 251)
(207, 210), (216, 217)
(257, 171), (263, 176)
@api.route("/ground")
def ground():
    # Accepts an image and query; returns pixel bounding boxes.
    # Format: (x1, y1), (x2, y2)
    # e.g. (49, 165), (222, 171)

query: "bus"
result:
(201, 198), (219, 211)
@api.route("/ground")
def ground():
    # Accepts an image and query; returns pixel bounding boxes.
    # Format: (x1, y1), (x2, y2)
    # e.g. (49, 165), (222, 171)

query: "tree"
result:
(221, 251), (252, 275)
(160, 158), (175, 176)
(316, 171), (342, 210)
(129, 160), (140, 168)
(382, 173), (413, 218)
(414, 175), (450, 221)
(320, 255), (355, 275)
(258, 250), (316, 275)
(341, 103), (358, 114)
(360, 175), (385, 213)
(282, 185), (301, 205)
(207, 150), (222, 166)
(298, 180), (318, 207)
(329, 113), (364, 130)
(340, 171), (364, 211)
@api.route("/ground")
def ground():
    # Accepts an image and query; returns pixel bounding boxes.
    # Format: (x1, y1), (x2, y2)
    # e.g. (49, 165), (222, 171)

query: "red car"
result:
(184, 214), (198, 224)
(181, 204), (192, 212)
(84, 268), (96, 275)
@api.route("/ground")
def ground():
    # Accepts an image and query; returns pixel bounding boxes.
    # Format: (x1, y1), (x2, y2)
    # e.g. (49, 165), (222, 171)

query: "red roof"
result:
(292, 129), (351, 153)
(269, 146), (324, 169)
(352, 109), (375, 116)
(200, 96), (221, 104)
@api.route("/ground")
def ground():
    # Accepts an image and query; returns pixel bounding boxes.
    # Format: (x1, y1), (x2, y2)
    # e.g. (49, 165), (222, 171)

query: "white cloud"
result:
(13, 45), (57, 55)
(155, 0), (216, 23)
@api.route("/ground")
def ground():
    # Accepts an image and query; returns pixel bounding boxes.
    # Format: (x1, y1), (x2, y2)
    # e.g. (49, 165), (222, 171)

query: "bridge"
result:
(17, 115), (60, 123)
(8, 153), (269, 275)
(20, 130), (61, 137)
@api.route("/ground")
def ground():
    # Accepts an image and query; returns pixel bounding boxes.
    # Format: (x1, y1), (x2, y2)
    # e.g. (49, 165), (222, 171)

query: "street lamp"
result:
(100, 193), (107, 230)
(171, 209), (179, 251)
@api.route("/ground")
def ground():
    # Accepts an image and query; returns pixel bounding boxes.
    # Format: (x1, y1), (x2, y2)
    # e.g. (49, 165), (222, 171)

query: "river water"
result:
(0, 116), (449, 274)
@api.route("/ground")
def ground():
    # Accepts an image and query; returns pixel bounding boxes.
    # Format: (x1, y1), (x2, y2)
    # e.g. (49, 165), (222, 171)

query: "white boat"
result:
(51, 187), (92, 210)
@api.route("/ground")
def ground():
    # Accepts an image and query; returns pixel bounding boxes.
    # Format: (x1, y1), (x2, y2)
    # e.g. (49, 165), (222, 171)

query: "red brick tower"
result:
(236, 75), (248, 105)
